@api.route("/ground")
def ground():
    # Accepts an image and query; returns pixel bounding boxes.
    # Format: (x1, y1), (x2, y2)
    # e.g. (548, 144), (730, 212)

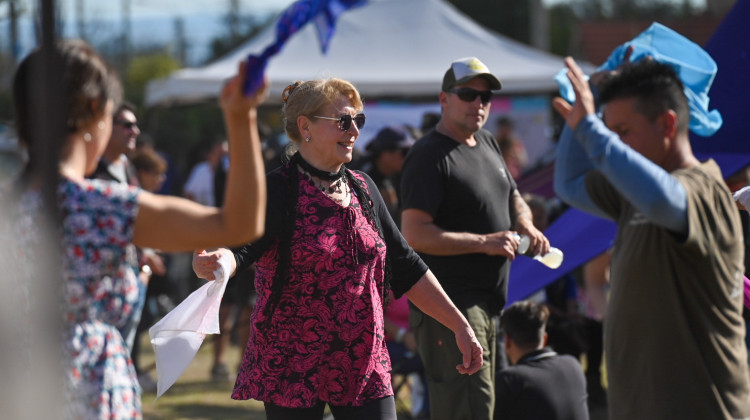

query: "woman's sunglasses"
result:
(314, 113), (366, 131)
(446, 88), (493, 105)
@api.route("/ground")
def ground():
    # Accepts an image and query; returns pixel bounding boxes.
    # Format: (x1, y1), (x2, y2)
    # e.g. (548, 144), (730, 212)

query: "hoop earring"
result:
(83, 133), (92, 142)
(305, 137), (310, 143)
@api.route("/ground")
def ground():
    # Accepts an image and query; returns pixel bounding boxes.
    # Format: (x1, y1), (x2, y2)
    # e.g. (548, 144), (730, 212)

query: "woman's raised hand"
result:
(220, 60), (270, 119)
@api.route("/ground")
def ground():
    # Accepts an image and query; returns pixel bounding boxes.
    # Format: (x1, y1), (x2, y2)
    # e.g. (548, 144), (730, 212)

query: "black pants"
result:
(264, 396), (397, 420)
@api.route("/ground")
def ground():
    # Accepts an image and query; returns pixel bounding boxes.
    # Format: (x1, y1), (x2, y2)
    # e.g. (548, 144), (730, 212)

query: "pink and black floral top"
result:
(230, 164), (427, 407)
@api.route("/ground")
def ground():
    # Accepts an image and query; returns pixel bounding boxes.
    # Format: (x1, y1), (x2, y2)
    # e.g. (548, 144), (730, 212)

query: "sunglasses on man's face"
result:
(446, 88), (493, 105)
(313, 113), (366, 132)
(115, 120), (138, 130)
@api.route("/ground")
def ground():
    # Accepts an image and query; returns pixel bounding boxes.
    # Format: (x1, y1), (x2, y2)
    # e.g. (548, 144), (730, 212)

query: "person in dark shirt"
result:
(495, 300), (589, 420)
(400, 56), (550, 420)
(360, 125), (415, 227)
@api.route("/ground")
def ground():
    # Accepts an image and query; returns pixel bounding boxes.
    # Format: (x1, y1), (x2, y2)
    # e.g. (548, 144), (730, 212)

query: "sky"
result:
(0, 0), (709, 65)
(0, 0), (301, 65)
(5, 0), (709, 21)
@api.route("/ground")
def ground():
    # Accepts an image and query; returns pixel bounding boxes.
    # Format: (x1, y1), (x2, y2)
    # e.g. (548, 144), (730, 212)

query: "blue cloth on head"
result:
(556, 22), (722, 137)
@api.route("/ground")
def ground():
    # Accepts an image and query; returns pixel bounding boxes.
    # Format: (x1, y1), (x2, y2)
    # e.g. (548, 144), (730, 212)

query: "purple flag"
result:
(244, 0), (367, 95)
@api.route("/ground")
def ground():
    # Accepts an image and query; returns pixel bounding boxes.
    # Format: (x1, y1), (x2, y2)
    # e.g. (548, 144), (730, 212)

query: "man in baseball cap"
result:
(400, 57), (549, 419)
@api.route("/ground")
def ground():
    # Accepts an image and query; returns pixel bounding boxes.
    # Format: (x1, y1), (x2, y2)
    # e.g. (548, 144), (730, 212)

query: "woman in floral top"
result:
(6, 40), (267, 419)
(193, 79), (483, 420)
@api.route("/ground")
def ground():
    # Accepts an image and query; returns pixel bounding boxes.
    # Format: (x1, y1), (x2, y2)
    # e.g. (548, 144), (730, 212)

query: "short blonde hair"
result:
(281, 78), (363, 144)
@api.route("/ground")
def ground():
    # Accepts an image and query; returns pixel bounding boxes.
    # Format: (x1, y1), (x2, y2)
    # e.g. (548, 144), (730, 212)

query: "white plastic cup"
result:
(533, 247), (564, 269)
(513, 233), (564, 269)
(514, 233), (531, 255)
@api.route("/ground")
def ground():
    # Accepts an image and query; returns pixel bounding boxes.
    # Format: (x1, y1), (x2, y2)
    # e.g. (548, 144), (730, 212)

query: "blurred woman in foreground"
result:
(6, 39), (267, 419)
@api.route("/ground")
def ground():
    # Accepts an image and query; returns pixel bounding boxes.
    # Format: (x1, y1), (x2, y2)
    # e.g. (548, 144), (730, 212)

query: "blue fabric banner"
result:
(244, 0), (367, 95)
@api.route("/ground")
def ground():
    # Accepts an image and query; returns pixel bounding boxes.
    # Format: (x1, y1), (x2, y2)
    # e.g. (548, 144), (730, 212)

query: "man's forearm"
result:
(404, 221), (489, 256)
(553, 125), (609, 219)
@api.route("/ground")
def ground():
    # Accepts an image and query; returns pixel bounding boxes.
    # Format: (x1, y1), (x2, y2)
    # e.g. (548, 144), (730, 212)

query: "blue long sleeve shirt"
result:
(554, 114), (688, 235)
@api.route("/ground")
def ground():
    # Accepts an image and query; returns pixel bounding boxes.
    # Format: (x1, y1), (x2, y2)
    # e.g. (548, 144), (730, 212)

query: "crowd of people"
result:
(2, 20), (750, 420)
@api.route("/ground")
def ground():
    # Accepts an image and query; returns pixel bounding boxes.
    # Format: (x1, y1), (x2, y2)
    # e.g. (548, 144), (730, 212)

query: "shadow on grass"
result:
(143, 379), (266, 420)
(167, 380), (235, 394)
(167, 403), (265, 420)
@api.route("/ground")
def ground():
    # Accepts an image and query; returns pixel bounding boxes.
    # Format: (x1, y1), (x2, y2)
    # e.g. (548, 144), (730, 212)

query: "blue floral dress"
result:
(57, 177), (143, 419)
(7, 176), (143, 419)
(2, 176), (144, 418)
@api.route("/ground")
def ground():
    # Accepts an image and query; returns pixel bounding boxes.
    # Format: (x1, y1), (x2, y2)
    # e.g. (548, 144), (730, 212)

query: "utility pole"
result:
(121, 0), (132, 64)
(173, 16), (187, 65)
(229, 0), (240, 40)
(76, 0), (86, 39)
(9, 0), (20, 67)
(530, 0), (549, 51)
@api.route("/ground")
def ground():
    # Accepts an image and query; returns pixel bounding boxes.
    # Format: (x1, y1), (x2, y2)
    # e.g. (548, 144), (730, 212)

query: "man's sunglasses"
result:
(313, 113), (366, 131)
(446, 88), (493, 105)
(115, 120), (138, 130)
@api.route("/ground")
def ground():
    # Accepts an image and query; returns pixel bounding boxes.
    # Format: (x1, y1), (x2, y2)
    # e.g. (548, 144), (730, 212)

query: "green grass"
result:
(139, 336), (414, 419)
(140, 336), (267, 420)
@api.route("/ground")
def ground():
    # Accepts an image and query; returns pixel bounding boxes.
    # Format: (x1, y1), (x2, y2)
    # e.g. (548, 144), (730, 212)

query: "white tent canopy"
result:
(145, 0), (582, 106)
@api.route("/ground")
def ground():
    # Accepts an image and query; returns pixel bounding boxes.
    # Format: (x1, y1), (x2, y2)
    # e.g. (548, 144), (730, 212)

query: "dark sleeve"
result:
(399, 140), (444, 218)
(494, 371), (515, 419)
(358, 171), (428, 298)
(87, 160), (115, 182)
(232, 168), (288, 275)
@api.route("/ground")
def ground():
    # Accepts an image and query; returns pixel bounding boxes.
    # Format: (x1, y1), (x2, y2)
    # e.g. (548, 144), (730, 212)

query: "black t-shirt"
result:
(495, 348), (590, 420)
(400, 128), (516, 309)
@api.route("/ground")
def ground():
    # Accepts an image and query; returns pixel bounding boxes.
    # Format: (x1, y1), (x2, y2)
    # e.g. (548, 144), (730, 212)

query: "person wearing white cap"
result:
(400, 57), (550, 420)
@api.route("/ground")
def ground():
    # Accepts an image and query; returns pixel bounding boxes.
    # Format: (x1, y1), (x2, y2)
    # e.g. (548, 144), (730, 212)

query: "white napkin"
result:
(734, 186), (750, 210)
(148, 252), (232, 398)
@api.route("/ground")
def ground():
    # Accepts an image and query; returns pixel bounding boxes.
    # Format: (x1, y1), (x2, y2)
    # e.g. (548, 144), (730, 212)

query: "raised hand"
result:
(552, 57), (596, 130)
(220, 60), (269, 120)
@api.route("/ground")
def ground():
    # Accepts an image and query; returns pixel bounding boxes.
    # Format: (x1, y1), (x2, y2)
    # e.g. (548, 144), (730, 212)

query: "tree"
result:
(205, 12), (273, 64)
(548, 4), (578, 58)
(446, 0), (531, 44)
(124, 52), (180, 107)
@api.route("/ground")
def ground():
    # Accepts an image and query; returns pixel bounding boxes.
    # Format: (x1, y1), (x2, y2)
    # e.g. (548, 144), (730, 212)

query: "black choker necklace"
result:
(293, 153), (345, 181)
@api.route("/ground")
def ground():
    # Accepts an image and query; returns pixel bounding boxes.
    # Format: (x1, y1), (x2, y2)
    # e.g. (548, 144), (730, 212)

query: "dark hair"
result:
(131, 147), (167, 175)
(13, 39), (122, 143)
(599, 60), (689, 134)
(114, 100), (137, 120)
(12, 39), (122, 174)
(500, 300), (549, 348)
(496, 116), (514, 128)
(420, 112), (441, 133)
